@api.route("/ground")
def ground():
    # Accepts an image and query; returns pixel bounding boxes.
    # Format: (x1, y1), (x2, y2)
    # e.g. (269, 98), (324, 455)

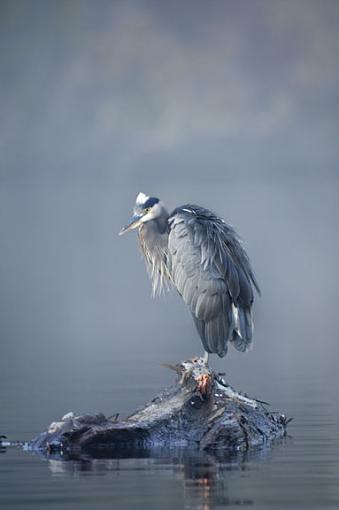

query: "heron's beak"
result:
(119, 214), (142, 235)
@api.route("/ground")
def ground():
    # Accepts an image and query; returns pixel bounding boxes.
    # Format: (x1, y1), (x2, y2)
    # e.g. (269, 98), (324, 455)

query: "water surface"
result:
(1, 370), (338, 510)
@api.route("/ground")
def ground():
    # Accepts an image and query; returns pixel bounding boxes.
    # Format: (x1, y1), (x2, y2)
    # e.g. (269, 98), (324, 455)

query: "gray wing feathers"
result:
(168, 206), (259, 357)
(192, 295), (233, 357)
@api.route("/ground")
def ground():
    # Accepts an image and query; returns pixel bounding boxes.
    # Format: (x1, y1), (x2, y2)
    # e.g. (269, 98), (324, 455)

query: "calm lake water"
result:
(1, 366), (339, 510)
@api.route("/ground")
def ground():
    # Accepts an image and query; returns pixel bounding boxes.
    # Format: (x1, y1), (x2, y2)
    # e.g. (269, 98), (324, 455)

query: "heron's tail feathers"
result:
(230, 330), (250, 352)
(230, 307), (253, 352)
(193, 306), (253, 357)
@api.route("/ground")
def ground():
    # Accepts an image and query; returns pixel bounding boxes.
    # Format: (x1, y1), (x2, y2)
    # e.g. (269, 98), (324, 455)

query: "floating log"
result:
(29, 357), (288, 455)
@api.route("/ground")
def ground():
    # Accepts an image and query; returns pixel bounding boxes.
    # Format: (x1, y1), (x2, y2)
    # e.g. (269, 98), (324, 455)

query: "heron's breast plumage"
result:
(138, 221), (171, 296)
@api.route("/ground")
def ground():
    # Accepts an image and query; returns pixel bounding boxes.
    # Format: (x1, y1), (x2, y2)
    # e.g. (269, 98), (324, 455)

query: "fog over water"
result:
(0, 1), (339, 508)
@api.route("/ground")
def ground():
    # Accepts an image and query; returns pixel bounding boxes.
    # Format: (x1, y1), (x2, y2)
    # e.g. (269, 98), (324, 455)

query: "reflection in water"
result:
(180, 452), (253, 509)
(40, 444), (285, 508)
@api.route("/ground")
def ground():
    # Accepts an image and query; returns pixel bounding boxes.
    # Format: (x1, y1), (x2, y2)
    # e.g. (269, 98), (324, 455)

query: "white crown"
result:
(136, 192), (149, 205)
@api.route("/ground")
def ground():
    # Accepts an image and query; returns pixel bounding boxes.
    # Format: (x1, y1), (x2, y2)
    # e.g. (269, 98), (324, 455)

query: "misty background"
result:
(1, 0), (338, 439)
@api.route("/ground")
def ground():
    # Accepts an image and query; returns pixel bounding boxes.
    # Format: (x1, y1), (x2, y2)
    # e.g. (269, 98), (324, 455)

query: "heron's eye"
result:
(144, 207), (151, 213)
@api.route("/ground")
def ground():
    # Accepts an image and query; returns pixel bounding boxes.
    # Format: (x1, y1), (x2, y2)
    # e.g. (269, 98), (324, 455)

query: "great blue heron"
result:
(119, 192), (260, 364)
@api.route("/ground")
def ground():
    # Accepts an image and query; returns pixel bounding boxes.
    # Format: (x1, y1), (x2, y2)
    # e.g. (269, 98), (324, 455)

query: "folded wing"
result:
(168, 205), (260, 357)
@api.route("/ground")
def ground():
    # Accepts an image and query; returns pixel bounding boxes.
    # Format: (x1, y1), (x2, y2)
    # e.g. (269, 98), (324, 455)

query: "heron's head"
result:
(119, 192), (165, 235)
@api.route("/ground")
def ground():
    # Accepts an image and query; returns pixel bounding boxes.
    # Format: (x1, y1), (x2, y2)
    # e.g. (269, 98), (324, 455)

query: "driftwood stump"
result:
(29, 358), (288, 455)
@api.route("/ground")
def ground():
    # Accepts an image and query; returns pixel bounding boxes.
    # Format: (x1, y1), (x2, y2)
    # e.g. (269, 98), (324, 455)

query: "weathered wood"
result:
(29, 358), (288, 455)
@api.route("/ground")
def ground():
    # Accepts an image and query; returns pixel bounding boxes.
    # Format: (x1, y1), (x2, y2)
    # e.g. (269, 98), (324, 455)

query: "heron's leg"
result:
(203, 351), (209, 366)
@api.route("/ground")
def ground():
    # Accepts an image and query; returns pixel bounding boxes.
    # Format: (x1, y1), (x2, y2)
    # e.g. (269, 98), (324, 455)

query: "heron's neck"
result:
(151, 213), (169, 234)
(139, 213), (169, 245)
